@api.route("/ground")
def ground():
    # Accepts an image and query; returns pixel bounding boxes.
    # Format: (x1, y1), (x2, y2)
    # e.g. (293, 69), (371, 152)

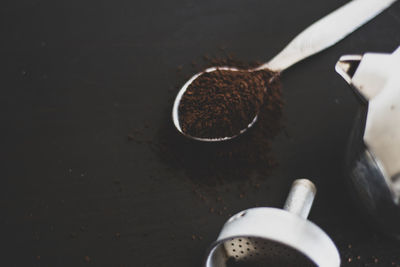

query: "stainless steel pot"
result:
(336, 46), (400, 239)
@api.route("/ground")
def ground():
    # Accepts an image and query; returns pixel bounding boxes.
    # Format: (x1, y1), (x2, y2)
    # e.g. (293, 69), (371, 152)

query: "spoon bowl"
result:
(172, 66), (261, 142)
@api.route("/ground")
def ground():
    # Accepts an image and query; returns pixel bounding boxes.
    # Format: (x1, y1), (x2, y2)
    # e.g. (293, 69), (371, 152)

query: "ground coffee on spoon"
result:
(179, 69), (270, 139)
(154, 55), (283, 186)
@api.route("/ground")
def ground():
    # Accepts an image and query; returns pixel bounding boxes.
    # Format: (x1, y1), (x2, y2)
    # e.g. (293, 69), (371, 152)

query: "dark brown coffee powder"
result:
(179, 69), (269, 139)
(153, 56), (283, 187)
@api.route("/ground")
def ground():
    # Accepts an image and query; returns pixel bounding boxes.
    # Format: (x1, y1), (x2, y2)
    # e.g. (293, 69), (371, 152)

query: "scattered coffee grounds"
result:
(179, 69), (271, 139)
(153, 54), (284, 186)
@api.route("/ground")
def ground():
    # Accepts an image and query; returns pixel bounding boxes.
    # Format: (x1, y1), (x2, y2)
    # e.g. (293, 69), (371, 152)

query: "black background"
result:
(2, 0), (400, 266)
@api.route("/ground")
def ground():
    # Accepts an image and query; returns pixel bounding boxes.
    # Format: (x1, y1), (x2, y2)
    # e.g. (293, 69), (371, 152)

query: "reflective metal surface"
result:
(336, 47), (400, 239)
(204, 179), (340, 267)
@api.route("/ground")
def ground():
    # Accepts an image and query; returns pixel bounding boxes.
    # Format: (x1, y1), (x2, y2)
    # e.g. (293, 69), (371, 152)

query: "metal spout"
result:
(335, 55), (363, 84)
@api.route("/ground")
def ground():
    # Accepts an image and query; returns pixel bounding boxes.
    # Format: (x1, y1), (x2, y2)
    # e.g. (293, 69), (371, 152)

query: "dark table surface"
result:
(2, 0), (400, 266)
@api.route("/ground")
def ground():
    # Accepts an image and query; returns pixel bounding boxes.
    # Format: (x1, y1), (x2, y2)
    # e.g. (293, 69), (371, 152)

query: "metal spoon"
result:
(172, 0), (397, 142)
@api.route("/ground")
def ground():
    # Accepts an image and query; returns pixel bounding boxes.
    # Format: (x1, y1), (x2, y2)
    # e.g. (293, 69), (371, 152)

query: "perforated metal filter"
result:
(204, 179), (340, 267)
(223, 237), (315, 266)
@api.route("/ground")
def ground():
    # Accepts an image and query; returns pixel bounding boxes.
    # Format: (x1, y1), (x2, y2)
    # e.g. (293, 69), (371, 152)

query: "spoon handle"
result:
(258, 0), (397, 72)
